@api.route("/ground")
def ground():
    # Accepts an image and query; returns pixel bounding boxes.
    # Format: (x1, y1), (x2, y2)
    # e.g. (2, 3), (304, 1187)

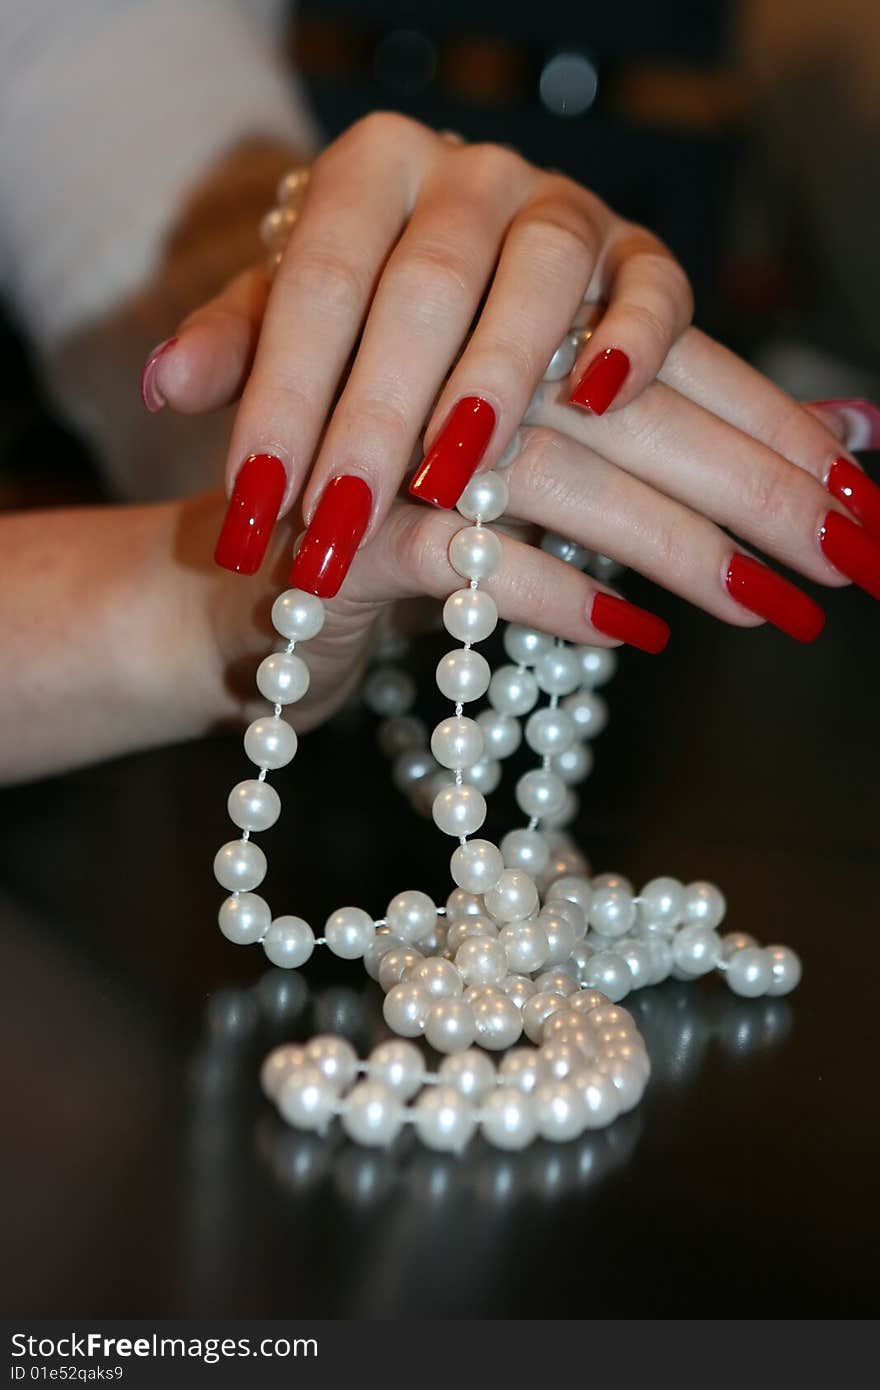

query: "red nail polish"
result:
(725, 553), (825, 643)
(819, 510), (880, 600)
(826, 458), (880, 542)
(808, 398), (880, 451)
(140, 337), (177, 413)
(409, 397), (496, 508)
(289, 474), (373, 597)
(569, 347), (630, 415)
(590, 593), (670, 654)
(214, 454), (286, 575)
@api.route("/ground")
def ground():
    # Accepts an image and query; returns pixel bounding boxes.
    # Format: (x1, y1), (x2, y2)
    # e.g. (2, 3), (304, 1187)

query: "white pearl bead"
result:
(382, 981), (430, 1037)
(540, 531), (591, 569)
(525, 708), (576, 757)
(437, 1050), (496, 1101)
(260, 205), (296, 252)
(574, 645), (617, 688)
(379, 947), (424, 993)
(442, 587), (498, 643)
(567, 989), (610, 1015)
(592, 871), (633, 893)
(765, 944), (802, 996)
(472, 993), (523, 1049)
(256, 651), (310, 705)
(503, 625), (554, 666)
(499, 920), (549, 974)
(546, 874), (593, 914)
(582, 951), (632, 1002)
(500, 828), (549, 874)
(277, 1066), (336, 1131)
(271, 588), (325, 641)
(501, 974), (537, 1009)
(408, 956), (462, 1000)
(477, 710), (522, 759)
(499, 1047), (542, 1093)
(720, 931), (758, 962)
(260, 1044), (305, 1101)
(424, 998), (477, 1054)
(488, 665), (539, 716)
(276, 167), (310, 205)
(304, 1035), (359, 1090)
(551, 742), (594, 785)
(377, 714), (426, 757)
(244, 715), (298, 770)
(455, 936), (508, 986)
(534, 646), (581, 696)
(637, 876), (685, 931)
(563, 690), (608, 739)
(672, 924), (722, 976)
(435, 648), (491, 703)
(588, 885), (636, 937)
(341, 1082), (404, 1147)
(533, 1079), (588, 1142)
(483, 868), (539, 923)
(536, 1041), (582, 1082)
(367, 668), (417, 721)
(541, 788), (579, 829)
(574, 1066), (620, 1128)
(538, 910), (577, 965)
(365, 1040), (425, 1098)
(227, 778), (281, 833)
(644, 935), (674, 985)
(413, 1086), (477, 1152)
(431, 715), (484, 770)
(682, 881), (726, 930)
(480, 1087), (538, 1150)
(218, 892), (270, 945)
(597, 1051), (647, 1112)
(726, 945), (772, 997)
(534, 969), (578, 999)
(391, 747), (435, 793)
(456, 470), (509, 522)
(363, 929), (404, 981)
(450, 837), (503, 893)
(516, 768), (567, 820)
(385, 890), (437, 944)
(618, 939), (653, 989)
(262, 915), (314, 968)
(324, 906), (375, 960)
(446, 917), (497, 954)
(448, 525), (502, 580)
(214, 839), (266, 892)
(464, 759), (502, 795)
(432, 783), (486, 836)
(522, 990), (567, 1044)
(445, 887), (484, 919)
(542, 335), (578, 381)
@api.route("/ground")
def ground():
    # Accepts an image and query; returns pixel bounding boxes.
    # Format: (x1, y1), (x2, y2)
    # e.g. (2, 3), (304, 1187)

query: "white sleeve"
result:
(0, 0), (320, 350)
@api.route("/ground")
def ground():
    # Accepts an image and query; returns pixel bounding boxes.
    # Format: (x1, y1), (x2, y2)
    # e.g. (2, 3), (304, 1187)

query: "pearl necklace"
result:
(209, 169), (803, 1154)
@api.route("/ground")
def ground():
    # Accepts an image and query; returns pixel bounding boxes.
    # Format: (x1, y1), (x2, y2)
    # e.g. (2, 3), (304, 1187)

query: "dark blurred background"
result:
(1, 0), (878, 1319)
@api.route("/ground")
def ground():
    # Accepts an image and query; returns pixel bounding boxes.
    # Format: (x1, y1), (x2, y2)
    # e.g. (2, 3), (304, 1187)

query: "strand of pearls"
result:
(206, 168), (806, 1153)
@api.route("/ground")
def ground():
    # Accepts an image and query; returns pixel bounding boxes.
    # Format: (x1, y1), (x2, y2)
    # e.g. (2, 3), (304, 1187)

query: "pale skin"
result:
(0, 119), (859, 786)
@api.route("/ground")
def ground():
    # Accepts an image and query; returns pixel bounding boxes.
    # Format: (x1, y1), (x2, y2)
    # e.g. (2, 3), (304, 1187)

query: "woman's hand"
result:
(144, 112), (693, 582)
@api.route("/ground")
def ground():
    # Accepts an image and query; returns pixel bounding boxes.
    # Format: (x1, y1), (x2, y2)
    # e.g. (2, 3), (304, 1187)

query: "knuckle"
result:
(476, 328), (538, 383)
(740, 460), (800, 535)
(511, 203), (599, 279)
(279, 244), (367, 316)
(619, 299), (671, 357)
(396, 510), (455, 590)
(461, 141), (530, 186)
(349, 390), (411, 445)
(392, 238), (478, 311)
(350, 109), (422, 149)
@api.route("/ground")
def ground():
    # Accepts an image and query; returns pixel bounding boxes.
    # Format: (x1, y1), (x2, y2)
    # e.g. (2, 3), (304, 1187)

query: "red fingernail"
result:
(826, 458), (880, 542)
(569, 347), (630, 415)
(140, 337), (177, 413)
(214, 454), (286, 575)
(590, 593), (670, 654)
(725, 553), (825, 643)
(819, 510), (880, 599)
(409, 397), (496, 508)
(808, 398), (880, 451)
(289, 474), (373, 597)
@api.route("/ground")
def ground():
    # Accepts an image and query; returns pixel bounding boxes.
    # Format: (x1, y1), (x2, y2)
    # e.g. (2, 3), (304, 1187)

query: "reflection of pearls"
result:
(205, 175), (806, 1154)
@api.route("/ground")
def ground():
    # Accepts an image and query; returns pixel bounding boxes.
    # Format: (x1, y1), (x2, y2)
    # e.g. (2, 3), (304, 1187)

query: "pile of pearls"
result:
(208, 168), (804, 1154)
(259, 993), (647, 1152)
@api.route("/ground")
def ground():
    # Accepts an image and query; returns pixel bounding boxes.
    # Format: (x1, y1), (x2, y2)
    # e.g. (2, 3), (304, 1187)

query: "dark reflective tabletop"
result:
(2, 570), (878, 1318)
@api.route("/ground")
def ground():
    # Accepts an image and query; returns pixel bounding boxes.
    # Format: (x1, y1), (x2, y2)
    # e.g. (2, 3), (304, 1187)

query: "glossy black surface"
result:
(1, 564), (878, 1318)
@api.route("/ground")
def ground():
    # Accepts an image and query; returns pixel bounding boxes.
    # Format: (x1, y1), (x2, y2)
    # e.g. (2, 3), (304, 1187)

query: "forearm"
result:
(0, 498), (233, 784)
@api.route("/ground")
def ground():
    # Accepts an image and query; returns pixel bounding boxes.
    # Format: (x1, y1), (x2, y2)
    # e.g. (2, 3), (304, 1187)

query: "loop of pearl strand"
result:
(208, 169), (803, 1154)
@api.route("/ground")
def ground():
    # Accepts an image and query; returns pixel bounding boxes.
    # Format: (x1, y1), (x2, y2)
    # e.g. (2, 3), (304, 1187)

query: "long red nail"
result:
(725, 553), (825, 643)
(808, 398), (880, 451)
(409, 397), (495, 508)
(140, 337), (177, 413)
(214, 454), (286, 575)
(819, 510), (880, 599)
(590, 593), (670, 654)
(569, 347), (630, 415)
(826, 458), (880, 542)
(289, 474), (373, 597)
